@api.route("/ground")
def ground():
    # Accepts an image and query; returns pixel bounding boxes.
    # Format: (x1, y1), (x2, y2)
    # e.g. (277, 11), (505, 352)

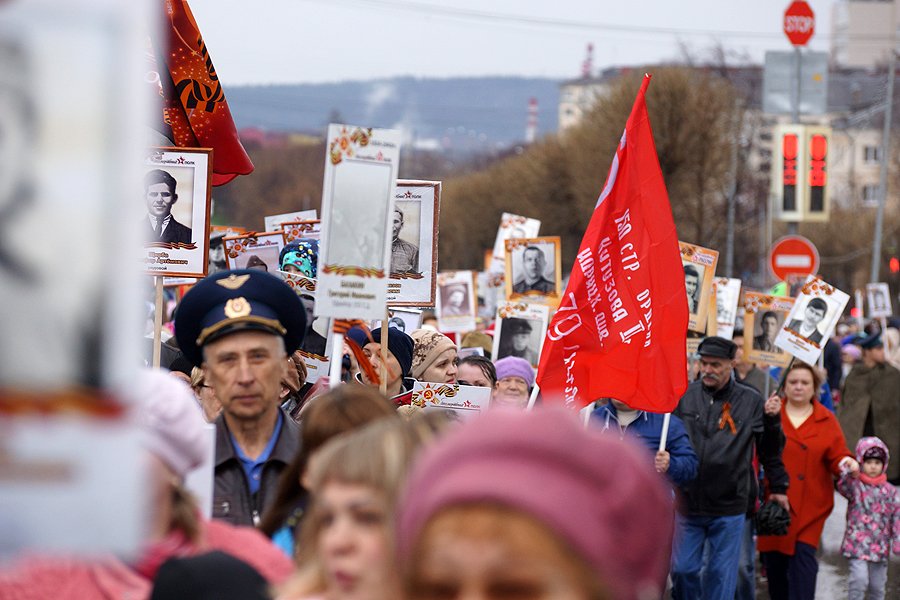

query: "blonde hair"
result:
(278, 418), (430, 598)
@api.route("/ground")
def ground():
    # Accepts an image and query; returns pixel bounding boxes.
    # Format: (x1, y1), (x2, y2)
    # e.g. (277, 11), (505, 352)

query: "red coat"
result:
(758, 400), (852, 555)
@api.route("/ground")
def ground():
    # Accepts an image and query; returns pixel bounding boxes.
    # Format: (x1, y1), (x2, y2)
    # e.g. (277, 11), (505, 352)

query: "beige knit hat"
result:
(410, 329), (456, 380)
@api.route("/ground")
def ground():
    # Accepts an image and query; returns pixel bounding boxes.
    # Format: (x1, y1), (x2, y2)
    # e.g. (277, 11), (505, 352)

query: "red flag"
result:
(150, 0), (253, 186)
(536, 75), (688, 413)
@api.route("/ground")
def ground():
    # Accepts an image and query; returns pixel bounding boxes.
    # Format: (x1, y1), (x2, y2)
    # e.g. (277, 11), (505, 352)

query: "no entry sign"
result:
(769, 235), (819, 281)
(784, 1), (815, 46)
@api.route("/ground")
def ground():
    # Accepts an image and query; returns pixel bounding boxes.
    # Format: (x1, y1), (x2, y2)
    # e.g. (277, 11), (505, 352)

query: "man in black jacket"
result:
(175, 269), (306, 527)
(672, 336), (789, 600)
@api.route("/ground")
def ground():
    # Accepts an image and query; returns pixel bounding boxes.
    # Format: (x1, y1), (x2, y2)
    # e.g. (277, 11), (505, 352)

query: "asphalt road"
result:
(756, 490), (900, 599)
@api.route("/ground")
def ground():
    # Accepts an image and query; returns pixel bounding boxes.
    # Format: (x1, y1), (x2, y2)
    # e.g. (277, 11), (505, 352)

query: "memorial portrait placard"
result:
(504, 236), (562, 304)
(316, 125), (401, 320)
(775, 276), (849, 364)
(490, 212), (540, 272)
(143, 147), (212, 278)
(866, 282), (892, 319)
(264, 209), (317, 232)
(492, 302), (550, 370)
(387, 180), (440, 307)
(436, 270), (477, 333)
(679, 241), (719, 333)
(743, 292), (795, 367)
(224, 231), (286, 273)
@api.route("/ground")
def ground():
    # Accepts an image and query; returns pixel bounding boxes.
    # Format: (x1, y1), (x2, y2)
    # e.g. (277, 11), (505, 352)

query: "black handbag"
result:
(755, 501), (791, 535)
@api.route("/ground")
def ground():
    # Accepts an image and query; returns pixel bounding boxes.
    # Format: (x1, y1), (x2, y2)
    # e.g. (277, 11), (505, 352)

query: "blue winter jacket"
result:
(591, 403), (699, 487)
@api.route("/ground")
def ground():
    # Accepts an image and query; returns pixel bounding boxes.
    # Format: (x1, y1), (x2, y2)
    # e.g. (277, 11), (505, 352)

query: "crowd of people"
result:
(4, 259), (900, 600)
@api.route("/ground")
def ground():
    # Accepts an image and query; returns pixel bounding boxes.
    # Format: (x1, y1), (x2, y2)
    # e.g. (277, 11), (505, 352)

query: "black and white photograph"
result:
(387, 180), (440, 307)
(143, 148), (212, 278)
(436, 270), (477, 333)
(326, 159), (392, 270)
(492, 302), (550, 370)
(867, 282), (892, 319)
(144, 168), (193, 246)
(391, 201), (420, 275)
(683, 261), (706, 315)
(490, 212), (540, 271)
(679, 241), (719, 334)
(775, 276), (850, 364)
(714, 277), (742, 340)
(223, 231), (286, 272)
(752, 310), (786, 353)
(505, 236), (562, 301)
(743, 292), (795, 368)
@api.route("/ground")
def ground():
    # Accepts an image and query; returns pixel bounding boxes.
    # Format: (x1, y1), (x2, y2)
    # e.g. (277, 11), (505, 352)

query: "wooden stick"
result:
(380, 309), (389, 396)
(152, 276), (164, 369)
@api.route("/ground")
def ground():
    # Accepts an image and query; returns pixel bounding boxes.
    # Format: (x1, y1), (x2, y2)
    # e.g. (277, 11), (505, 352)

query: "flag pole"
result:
(152, 276), (164, 368)
(526, 383), (540, 411)
(658, 413), (671, 452)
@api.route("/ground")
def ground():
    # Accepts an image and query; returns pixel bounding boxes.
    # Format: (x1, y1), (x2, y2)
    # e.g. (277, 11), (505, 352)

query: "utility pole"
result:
(871, 17), (897, 283)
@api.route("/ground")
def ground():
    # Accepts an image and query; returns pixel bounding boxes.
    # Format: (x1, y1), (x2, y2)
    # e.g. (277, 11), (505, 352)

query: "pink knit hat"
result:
(396, 408), (674, 600)
(134, 369), (209, 479)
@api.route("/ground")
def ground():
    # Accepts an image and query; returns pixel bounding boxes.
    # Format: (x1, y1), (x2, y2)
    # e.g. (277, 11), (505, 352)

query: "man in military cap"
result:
(175, 269), (307, 527)
(839, 333), (900, 483)
(499, 317), (537, 366)
(671, 336), (789, 600)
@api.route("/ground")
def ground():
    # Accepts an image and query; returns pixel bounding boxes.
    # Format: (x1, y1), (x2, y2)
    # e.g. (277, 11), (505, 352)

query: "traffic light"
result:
(890, 257), (899, 274)
(804, 126), (830, 222)
(771, 124), (831, 223)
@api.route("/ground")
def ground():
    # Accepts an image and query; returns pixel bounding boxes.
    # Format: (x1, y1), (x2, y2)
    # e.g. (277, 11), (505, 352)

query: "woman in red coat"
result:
(758, 361), (860, 600)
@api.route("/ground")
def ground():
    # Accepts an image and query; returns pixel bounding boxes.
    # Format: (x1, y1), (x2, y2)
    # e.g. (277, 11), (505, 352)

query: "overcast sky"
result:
(187, 0), (841, 85)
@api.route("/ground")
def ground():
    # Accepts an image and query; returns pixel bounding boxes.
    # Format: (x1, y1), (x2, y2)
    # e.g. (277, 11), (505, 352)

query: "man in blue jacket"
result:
(591, 398), (698, 487)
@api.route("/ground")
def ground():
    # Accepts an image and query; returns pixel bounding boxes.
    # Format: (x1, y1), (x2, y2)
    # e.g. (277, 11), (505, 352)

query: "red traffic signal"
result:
(890, 257), (900, 274)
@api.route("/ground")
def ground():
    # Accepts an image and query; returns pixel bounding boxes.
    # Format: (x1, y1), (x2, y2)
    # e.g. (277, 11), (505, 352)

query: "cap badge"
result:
(217, 274), (251, 290)
(224, 297), (252, 319)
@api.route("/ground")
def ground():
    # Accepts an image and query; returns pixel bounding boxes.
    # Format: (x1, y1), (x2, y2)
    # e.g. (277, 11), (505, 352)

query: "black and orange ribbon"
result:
(718, 401), (737, 435)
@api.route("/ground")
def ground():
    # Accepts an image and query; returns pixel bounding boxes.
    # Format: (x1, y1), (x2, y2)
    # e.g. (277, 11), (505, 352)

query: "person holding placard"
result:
(174, 270), (307, 527)
(347, 326), (416, 400)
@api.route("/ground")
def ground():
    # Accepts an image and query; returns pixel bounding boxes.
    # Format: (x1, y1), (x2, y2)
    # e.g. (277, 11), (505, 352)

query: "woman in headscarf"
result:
(410, 329), (458, 384)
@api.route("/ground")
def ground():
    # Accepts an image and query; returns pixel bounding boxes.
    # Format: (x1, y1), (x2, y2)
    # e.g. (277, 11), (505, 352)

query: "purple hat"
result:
(493, 356), (534, 388)
(856, 436), (889, 472)
(396, 409), (674, 600)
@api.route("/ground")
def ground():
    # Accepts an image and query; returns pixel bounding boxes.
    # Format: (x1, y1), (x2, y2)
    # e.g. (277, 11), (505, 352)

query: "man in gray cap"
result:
(175, 269), (307, 527)
(671, 336), (789, 600)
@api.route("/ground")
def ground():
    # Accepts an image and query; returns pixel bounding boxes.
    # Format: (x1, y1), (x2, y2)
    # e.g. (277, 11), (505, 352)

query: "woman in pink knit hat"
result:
(397, 408), (675, 600)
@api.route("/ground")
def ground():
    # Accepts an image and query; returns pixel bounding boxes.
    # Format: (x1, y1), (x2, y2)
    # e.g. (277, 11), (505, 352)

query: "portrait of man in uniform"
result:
(753, 310), (783, 354)
(390, 207), (419, 274)
(684, 264), (702, 314)
(145, 169), (192, 244)
(513, 245), (555, 294)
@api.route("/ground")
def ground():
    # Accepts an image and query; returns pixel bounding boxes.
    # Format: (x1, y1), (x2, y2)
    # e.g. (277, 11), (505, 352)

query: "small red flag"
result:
(536, 75), (688, 413)
(150, 0), (253, 186)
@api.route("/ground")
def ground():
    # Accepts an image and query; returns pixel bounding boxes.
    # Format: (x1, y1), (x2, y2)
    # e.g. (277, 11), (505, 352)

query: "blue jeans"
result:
(672, 513), (745, 600)
(734, 517), (756, 600)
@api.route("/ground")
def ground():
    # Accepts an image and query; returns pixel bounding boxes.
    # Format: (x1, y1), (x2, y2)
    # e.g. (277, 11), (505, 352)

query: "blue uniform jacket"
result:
(591, 403), (698, 487)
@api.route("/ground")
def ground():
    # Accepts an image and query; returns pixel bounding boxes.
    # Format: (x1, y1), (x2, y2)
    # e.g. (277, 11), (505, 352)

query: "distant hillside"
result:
(226, 76), (562, 151)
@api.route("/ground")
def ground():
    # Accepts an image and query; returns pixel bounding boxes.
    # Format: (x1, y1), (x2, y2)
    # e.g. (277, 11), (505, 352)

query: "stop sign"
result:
(784, 1), (815, 46)
(769, 235), (819, 282)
